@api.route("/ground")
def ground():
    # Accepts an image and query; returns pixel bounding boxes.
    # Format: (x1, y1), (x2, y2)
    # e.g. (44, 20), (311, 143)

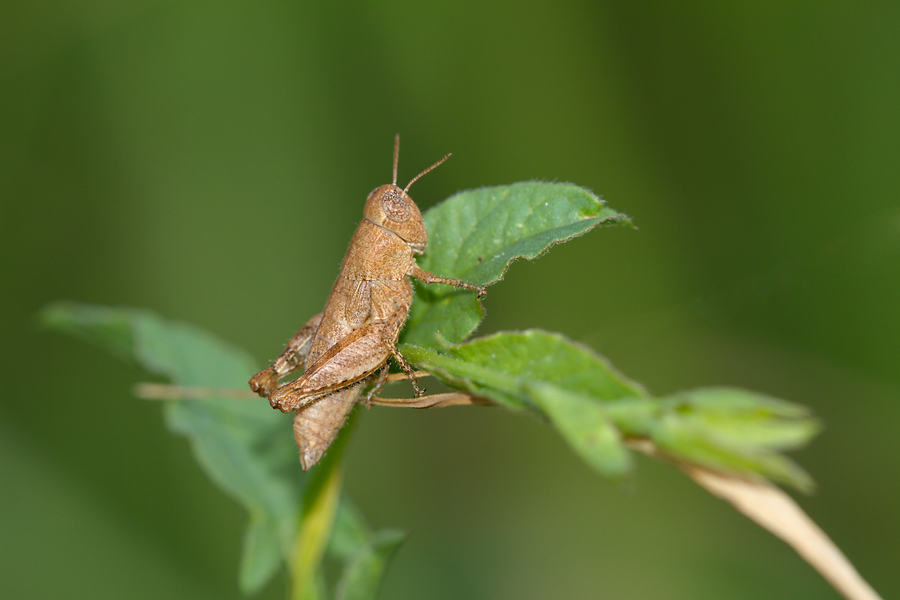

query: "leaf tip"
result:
(36, 301), (75, 330)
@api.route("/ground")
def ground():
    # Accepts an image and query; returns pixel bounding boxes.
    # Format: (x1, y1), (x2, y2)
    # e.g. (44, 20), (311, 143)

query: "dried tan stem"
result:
(626, 440), (882, 600)
(134, 382), (258, 401)
(370, 392), (491, 409)
(384, 371), (430, 382)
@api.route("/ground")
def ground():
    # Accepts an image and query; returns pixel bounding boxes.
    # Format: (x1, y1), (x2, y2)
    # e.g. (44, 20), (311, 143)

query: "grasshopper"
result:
(249, 136), (486, 470)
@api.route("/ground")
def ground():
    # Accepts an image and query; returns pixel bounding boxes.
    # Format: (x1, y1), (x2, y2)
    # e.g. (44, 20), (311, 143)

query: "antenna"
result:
(392, 134), (400, 186)
(403, 152), (451, 196)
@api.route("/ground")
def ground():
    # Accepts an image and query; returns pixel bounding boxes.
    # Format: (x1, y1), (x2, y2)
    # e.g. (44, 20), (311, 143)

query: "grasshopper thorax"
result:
(363, 184), (427, 249)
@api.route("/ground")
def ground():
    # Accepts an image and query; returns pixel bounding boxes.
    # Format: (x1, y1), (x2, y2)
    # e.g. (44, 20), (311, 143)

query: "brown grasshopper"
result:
(249, 136), (486, 470)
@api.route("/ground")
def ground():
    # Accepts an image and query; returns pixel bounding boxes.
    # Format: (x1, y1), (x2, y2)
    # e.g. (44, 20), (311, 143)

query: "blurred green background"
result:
(2, 3), (898, 599)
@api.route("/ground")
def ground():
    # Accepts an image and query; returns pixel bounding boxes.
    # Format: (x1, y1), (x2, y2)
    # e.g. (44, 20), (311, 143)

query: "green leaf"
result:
(607, 388), (819, 491)
(40, 302), (302, 593)
(403, 332), (817, 490)
(327, 487), (408, 600)
(240, 517), (284, 593)
(403, 182), (632, 347)
(401, 331), (643, 481)
(528, 383), (631, 481)
(653, 414), (815, 491)
(665, 388), (818, 451)
(334, 529), (408, 600)
(327, 497), (374, 562)
(401, 330), (645, 410)
(40, 301), (136, 362)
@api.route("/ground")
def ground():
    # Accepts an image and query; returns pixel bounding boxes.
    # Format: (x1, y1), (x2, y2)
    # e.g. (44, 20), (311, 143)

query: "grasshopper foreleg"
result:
(411, 264), (486, 297)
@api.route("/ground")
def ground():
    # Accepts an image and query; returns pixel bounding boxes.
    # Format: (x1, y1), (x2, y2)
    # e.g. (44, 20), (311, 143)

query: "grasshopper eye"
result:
(381, 188), (411, 222)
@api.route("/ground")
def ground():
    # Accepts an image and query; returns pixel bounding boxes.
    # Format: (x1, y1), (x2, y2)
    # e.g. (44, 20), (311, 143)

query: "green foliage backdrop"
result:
(2, 3), (898, 599)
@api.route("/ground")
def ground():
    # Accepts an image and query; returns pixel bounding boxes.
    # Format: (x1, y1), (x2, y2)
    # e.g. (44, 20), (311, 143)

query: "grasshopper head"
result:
(362, 136), (451, 252)
(363, 184), (427, 250)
